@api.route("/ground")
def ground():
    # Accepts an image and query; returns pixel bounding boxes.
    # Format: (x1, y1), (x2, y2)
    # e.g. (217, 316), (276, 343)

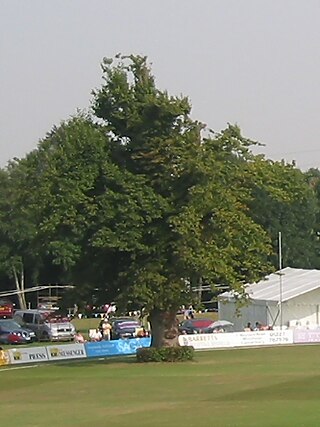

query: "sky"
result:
(1, 0), (320, 170)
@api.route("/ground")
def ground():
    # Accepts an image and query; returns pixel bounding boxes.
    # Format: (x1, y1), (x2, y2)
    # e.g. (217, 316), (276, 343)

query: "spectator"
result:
(140, 309), (151, 334)
(188, 305), (195, 319)
(89, 328), (102, 342)
(102, 319), (112, 340)
(73, 303), (79, 315)
(254, 322), (261, 331)
(244, 322), (253, 332)
(74, 331), (86, 343)
(98, 315), (109, 333)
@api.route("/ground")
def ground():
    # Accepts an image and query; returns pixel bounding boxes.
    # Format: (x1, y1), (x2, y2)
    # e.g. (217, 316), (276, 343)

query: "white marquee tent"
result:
(218, 267), (320, 331)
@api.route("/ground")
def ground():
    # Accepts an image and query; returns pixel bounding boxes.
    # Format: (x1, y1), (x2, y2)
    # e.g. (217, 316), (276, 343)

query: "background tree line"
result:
(0, 55), (319, 345)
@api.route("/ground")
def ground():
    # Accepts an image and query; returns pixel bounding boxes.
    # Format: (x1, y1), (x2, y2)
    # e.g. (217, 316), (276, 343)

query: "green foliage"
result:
(136, 345), (194, 362)
(12, 115), (166, 301)
(248, 160), (320, 269)
(91, 55), (274, 310)
(0, 159), (43, 289)
(1, 53), (319, 322)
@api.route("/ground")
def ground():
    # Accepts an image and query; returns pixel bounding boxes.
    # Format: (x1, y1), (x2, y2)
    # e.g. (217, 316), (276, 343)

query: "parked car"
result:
(178, 318), (214, 334)
(37, 301), (59, 311)
(110, 318), (144, 340)
(0, 319), (36, 344)
(14, 309), (76, 342)
(202, 320), (234, 333)
(0, 299), (14, 319)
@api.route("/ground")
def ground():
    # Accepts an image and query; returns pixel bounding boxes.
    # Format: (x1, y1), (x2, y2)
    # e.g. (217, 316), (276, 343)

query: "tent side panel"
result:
(219, 299), (269, 331)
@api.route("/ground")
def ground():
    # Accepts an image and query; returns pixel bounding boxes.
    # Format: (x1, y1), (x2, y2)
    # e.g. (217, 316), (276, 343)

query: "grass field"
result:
(1, 344), (320, 427)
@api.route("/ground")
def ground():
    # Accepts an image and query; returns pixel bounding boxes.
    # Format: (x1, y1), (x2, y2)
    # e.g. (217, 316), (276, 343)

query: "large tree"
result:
(4, 56), (307, 347)
(92, 55), (272, 346)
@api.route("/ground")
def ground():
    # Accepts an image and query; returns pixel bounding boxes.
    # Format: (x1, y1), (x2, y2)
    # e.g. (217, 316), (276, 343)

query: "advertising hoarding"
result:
(47, 344), (86, 360)
(178, 330), (293, 349)
(293, 329), (320, 344)
(85, 337), (151, 358)
(0, 348), (10, 366)
(8, 347), (49, 364)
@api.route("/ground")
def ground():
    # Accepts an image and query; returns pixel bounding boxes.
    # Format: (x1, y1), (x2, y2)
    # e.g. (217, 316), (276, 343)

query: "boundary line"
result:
(0, 364), (39, 372)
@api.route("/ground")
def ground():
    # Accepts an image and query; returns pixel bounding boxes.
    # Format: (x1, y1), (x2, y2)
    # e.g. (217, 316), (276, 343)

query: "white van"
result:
(14, 309), (76, 342)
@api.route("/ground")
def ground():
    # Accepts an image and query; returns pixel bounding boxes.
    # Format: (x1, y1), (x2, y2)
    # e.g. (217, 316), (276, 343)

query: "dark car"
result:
(111, 318), (143, 340)
(178, 318), (214, 334)
(0, 319), (37, 344)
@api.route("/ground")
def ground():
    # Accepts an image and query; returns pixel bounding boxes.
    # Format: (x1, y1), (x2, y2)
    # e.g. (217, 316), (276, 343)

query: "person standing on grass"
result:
(102, 319), (112, 340)
(188, 305), (195, 319)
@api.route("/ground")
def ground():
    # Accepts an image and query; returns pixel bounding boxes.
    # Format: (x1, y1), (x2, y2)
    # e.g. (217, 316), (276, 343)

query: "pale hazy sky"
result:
(1, 0), (320, 169)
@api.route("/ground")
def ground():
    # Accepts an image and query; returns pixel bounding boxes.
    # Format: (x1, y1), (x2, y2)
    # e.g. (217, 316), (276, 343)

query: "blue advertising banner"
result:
(85, 337), (151, 358)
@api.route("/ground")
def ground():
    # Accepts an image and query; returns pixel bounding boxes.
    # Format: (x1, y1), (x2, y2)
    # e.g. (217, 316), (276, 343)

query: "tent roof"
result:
(220, 267), (320, 303)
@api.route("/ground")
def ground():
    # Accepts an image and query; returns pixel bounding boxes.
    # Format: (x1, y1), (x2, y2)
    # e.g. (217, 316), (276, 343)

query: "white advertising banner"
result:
(46, 344), (86, 361)
(237, 330), (293, 347)
(178, 330), (293, 350)
(178, 333), (235, 349)
(293, 329), (320, 344)
(8, 347), (49, 364)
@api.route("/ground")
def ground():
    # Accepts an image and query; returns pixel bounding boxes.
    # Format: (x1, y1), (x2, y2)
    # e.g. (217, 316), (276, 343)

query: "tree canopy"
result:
(0, 55), (319, 346)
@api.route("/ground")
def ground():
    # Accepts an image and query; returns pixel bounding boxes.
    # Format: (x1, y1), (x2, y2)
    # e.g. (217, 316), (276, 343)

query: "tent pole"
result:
(278, 232), (283, 330)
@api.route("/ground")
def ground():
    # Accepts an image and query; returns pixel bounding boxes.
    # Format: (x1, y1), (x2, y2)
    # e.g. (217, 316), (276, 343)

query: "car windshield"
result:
(0, 320), (22, 329)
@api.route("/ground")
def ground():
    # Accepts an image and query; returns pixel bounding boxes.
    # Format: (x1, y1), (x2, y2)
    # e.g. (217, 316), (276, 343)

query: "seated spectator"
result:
(74, 331), (86, 343)
(136, 327), (147, 338)
(89, 328), (102, 342)
(244, 322), (253, 332)
(254, 322), (261, 331)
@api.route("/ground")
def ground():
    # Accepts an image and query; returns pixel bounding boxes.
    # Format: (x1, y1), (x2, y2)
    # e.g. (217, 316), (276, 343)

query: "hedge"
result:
(136, 346), (194, 362)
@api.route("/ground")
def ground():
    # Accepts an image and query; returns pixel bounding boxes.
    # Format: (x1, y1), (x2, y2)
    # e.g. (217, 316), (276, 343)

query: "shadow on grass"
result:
(57, 355), (138, 368)
(57, 355), (198, 368)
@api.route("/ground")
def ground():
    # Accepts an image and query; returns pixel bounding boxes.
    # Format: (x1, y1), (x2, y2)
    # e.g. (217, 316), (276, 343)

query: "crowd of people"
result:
(76, 314), (150, 343)
(244, 322), (273, 332)
(73, 319), (112, 342)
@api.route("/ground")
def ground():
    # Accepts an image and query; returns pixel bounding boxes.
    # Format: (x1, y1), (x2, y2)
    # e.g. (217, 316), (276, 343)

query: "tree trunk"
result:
(12, 265), (27, 309)
(149, 309), (179, 348)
